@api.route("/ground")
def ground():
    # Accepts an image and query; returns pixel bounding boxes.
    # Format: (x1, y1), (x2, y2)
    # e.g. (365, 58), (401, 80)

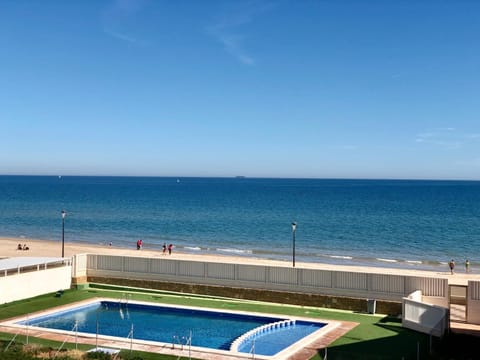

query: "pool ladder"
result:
(171, 330), (192, 359)
(118, 293), (131, 320)
(229, 319), (296, 352)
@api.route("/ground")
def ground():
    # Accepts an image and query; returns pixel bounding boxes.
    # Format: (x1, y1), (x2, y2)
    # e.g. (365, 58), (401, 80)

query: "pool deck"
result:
(284, 319), (358, 360)
(0, 297), (359, 360)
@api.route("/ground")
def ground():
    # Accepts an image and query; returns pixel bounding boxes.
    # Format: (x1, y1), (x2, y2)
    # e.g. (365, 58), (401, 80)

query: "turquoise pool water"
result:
(18, 300), (326, 356)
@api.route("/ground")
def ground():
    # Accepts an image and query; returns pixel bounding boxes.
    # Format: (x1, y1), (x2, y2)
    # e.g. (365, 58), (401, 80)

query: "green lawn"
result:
(0, 284), (475, 360)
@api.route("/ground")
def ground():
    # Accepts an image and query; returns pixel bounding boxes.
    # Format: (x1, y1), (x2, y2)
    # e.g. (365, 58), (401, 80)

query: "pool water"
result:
(19, 300), (326, 356)
(237, 320), (325, 356)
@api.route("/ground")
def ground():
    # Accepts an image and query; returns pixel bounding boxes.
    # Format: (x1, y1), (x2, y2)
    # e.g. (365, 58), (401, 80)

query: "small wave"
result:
(217, 248), (253, 254)
(330, 255), (353, 260)
(184, 246), (201, 251)
(377, 258), (398, 263)
(406, 260), (422, 264)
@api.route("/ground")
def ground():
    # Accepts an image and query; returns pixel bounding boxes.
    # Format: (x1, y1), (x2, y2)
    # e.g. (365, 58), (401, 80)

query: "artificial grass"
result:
(0, 334), (187, 360)
(0, 285), (465, 360)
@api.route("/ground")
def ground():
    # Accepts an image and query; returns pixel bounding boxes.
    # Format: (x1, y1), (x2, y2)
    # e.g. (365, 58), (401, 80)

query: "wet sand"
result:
(2, 236), (479, 286)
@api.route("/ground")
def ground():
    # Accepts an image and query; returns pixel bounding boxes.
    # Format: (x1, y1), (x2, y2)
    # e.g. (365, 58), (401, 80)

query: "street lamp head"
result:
(291, 222), (297, 232)
(61, 210), (66, 219)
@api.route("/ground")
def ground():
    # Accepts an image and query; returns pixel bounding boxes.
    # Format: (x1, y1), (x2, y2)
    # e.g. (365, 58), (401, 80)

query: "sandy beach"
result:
(2, 236), (479, 286)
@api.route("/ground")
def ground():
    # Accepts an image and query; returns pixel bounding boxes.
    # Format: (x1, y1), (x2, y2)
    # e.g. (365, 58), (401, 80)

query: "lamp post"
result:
(61, 210), (66, 257)
(291, 222), (297, 267)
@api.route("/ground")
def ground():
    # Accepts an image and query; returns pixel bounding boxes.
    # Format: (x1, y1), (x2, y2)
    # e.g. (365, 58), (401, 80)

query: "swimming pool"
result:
(8, 298), (338, 359)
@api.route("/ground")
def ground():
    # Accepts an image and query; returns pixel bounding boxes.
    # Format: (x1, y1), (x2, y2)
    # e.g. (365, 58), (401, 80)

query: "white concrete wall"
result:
(406, 289), (448, 308)
(408, 290), (422, 302)
(0, 266), (72, 304)
(402, 293), (449, 337)
(79, 254), (449, 303)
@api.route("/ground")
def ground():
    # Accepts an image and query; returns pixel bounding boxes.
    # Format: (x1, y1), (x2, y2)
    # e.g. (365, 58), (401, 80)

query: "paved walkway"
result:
(448, 304), (480, 337)
(450, 321), (480, 337)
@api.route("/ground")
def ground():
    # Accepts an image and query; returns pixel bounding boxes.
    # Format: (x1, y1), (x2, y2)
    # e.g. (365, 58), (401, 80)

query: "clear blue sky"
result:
(1, 0), (479, 179)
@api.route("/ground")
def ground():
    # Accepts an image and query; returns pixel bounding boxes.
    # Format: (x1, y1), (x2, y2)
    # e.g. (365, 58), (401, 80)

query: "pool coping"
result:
(0, 297), (358, 360)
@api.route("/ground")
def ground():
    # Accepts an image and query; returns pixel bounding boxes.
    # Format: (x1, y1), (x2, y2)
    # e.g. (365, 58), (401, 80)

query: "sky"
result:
(1, 0), (479, 180)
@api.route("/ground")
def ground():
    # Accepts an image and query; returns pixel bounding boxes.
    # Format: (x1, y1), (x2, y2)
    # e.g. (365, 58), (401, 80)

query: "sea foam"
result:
(217, 248), (253, 255)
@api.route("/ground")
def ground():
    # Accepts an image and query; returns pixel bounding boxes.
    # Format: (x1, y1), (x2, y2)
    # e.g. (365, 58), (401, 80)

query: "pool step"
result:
(229, 319), (296, 352)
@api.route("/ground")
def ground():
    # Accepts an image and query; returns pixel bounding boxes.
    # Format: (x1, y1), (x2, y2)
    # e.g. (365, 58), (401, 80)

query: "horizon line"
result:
(0, 174), (479, 182)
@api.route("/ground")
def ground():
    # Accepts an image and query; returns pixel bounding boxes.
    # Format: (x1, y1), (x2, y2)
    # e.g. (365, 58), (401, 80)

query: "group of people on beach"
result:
(448, 259), (470, 274)
(17, 243), (29, 251)
(163, 243), (173, 255)
(135, 239), (173, 255)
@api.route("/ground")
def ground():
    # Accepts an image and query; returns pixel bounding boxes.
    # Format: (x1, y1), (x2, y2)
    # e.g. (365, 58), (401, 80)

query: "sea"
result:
(1, 176), (479, 273)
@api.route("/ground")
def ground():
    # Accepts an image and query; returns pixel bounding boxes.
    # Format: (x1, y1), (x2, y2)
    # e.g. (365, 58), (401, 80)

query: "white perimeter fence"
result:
(73, 254), (448, 304)
(467, 280), (480, 324)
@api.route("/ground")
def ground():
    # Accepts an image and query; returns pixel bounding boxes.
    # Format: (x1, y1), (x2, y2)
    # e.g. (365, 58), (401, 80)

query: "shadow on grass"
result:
(312, 316), (478, 360)
(377, 315), (401, 323)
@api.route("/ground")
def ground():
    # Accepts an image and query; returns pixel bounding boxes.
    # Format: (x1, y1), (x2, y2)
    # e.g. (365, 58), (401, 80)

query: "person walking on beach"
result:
(449, 259), (455, 274)
(465, 259), (470, 273)
(168, 243), (173, 255)
(162, 243), (167, 255)
(136, 239), (143, 250)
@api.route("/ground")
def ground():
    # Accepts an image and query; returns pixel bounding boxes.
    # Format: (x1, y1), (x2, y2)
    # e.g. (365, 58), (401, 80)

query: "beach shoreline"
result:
(2, 236), (479, 286)
(2, 177), (479, 277)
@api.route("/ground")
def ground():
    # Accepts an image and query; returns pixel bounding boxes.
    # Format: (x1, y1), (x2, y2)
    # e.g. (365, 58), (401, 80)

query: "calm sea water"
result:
(1, 176), (479, 272)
